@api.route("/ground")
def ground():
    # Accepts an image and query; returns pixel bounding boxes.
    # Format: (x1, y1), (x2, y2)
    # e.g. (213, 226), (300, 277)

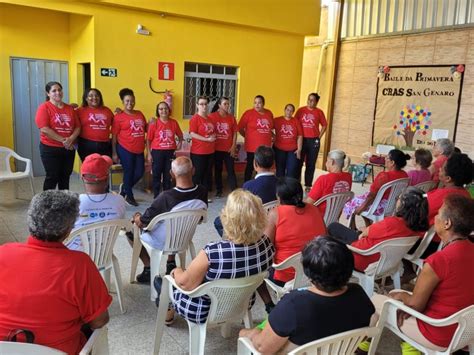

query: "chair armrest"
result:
(164, 275), (213, 298)
(272, 252), (301, 270)
(79, 327), (107, 355)
(9, 152), (32, 173)
(237, 337), (261, 355)
(347, 244), (379, 256)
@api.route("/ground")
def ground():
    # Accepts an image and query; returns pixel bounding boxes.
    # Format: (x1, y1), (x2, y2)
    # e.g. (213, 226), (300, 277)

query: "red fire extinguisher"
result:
(164, 90), (173, 113)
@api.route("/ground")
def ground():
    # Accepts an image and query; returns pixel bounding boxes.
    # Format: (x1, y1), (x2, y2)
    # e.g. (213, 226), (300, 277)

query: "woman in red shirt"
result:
(273, 104), (303, 178)
(112, 88), (147, 206)
(429, 138), (454, 183)
(238, 95), (274, 181)
(147, 101), (183, 197)
(77, 88), (114, 161)
(208, 97), (238, 198)
(372, 195), (474, 351)
(189, 96), (216, 197)
(258, 177), (326, 313)
(35, 81), (81, 191)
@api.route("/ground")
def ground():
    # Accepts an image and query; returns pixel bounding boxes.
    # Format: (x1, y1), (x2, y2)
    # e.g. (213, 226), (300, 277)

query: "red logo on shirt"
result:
(256, 118), (270, 130)
(129, 119), (144, 133)
(88, 113), (106, 126)
(216, 122), (229, 135)
(301, 113), (315, 127)
(158, 129), (173, 144)
(280, 124), (294, 136)
(203, 122), (214, 135)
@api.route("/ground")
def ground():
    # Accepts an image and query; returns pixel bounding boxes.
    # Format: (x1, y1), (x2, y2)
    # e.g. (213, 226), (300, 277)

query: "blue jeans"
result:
(116, 143), (144, 198)
(274, 147), (299, 178)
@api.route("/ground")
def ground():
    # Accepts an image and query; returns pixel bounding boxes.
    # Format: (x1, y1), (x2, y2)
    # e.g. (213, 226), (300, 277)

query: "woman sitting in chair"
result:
(328, 187), (428, 272)
(343, 149), (410, 229)
(158, 189), (274, 325)
(371, 195), (474, 352)
(240, 237), (375, 354)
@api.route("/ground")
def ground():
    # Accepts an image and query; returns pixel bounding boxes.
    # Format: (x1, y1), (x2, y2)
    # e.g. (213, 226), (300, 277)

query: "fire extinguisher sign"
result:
(158, 62), (174, 81)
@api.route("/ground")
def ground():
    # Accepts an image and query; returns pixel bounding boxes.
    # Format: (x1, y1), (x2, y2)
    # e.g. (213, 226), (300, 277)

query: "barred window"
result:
(183, 62), (238, 118)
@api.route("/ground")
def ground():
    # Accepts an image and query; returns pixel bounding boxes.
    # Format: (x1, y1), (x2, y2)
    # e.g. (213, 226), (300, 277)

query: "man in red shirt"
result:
(295, 93), (328, 190)
(0, 190), (111, 354)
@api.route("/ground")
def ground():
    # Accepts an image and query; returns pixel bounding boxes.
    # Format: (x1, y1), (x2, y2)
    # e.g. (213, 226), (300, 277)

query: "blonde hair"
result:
(221, 189), (267, 244)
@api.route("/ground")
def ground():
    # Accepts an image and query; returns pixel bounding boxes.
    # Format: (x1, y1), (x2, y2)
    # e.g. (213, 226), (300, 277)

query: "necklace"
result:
(86, 193), (108, 203)
(442, 237), (467, 250)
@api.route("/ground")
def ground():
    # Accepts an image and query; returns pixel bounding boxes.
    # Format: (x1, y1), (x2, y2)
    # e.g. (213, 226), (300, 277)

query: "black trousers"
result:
(39, 143), (76, 191)
(191, 153), (213, 193)
(77, 137), (112, 161)
(299, 137), (320, 187)
(151, 149), (174, 198)
(214, 150), (237, 193)
(244, 152), (255, 182)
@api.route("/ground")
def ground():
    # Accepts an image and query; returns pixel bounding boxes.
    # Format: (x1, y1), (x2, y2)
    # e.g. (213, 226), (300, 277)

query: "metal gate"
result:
(10, 57), (69, 176)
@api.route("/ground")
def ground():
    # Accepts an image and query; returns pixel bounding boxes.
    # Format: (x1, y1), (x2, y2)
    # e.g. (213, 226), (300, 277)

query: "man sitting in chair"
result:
(132, 156), (207, 283)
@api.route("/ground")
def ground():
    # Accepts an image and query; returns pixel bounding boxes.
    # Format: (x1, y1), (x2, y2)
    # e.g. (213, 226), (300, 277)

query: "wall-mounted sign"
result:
(158, 62), (174, 81)
(100, 68), (117, 77)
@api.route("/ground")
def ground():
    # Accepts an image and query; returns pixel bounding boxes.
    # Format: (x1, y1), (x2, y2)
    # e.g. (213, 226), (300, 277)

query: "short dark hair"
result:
(302, 236), (354, 293)
(119, 88), (134, 101)
(254, 145), (274, 169)
(388, 149), (411, 170)
(155, 101), (170, 117)
(395, 187), (429, 232)
(441, 195), (474, 239)
(276, 177), (305, 208)
(445, 153), (473, 186)
(285, 103), (295, 112)
(81, 88), (104, 107)
(197, 96), (209, 103)
(308, 92), (320, 101)
(254, 95), (265, 105)
(45, 81), (62, 101)
(414, 148), (432, 169)
(211, 96), (230, 113)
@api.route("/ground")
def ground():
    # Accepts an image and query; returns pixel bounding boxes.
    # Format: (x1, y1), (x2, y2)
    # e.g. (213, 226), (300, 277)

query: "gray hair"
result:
(171, 156), (193, 177)
(436, 138), (454, 156)
(28, 190), (79, 242)
(328, 149), (348, 169)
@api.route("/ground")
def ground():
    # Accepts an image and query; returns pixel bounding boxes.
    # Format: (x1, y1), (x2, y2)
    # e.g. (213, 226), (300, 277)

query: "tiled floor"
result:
(0, 171), (404, 354)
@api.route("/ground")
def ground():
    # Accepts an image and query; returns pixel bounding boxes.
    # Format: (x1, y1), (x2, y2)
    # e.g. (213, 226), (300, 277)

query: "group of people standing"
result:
(35, 82), (327, 203)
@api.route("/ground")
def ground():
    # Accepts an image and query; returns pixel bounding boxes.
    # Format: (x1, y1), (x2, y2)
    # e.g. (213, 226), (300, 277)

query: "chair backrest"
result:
(262, 200), (279, 215)
(273, 252), (310, 290)
(0, 341), (66, 354)
(375, 144), (395, 155)
(68, 219), (130, 269)
(288, 326), (381, 355)
(314, 191), (354, 226)
(413, 180), (437, 193)
(201, 273), (267, 326)
(448, 305), (474, 353)
(366, 178), (410, 218)
(145, 209), (207, 254)
(404, 226), (435, 261)
(0, 146), (14, 174)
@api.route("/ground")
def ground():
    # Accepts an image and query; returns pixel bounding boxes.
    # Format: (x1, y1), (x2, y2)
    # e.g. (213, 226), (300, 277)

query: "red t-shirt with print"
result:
(147, 118), (183, 150)
(189, 114), (215, 155)
(35, 101), (80, 147)
(370, 170), (408, 200)
(112, 111), (147, 154)
(208, 112), (237, 152)
(308, 172), (352, 216)
(273, 116), (303, 151)
(77, 106), (114, 142)
(238, 109), (274, 153)
(295, 106), (327, 138)
(431, 155), (448, 183)
(351, 216), (423, 272)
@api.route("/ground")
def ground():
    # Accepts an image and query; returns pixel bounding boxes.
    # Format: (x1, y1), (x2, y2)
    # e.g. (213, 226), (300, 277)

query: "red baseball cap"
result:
(81, 154), (113, 182)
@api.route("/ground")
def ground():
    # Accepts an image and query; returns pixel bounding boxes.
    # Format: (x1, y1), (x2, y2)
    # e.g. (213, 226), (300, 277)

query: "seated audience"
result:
(132, 156), (207, 283)
(344, 149), (410, 228)
(214, 145), (277, 236)
(157, 189), (274, 325)
(329, 187), (428, 272)
(407, 148), (433, 186)
(371, 195), (474, 352)
(239, 237), (375, 354)
(429, 138), (454, 183)
(305, 149), (352, 216)
(258, 177), (326, 313)
(0, 190), (111, 354)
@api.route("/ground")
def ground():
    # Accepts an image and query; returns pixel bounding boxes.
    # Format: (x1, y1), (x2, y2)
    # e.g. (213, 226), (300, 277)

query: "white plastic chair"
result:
(67, 219), (129, 313)
(79, 327), (109, 355)
(348, 236), (419, 297)
(153, 273), (267, 355)
(139, 209), (207, 301)
(264, 252), (310, 302)
(403, 226), (436, 275)
(414, 180), (437, 193)
(360, 178), (410, 223)
(238, 326), (382, 355)
(314, 191), (354, 225)
(0, 146), (35, 199)
(262, 200), (279, 214)
(373, 299), (474, 355)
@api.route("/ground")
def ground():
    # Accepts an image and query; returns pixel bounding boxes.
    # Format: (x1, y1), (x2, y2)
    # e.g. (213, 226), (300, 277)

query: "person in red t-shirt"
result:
(273, 104), (303, 178)
(112, 88), (147, 206)
(329, 187), (428, 271)
(189, 96), (215, 198)
(238, 95), (274, 181)
(147, 101), (183, 197)
(429, 138), (454, 183)
(372, 195), (474, 351)
(35, 81), (81, 191)
(0, 191), (111, 354)
(295, 93), (328, 190)
(77, 88), (114, 161)
(208, 97), (238, 198)
(306, 149), (352, 217)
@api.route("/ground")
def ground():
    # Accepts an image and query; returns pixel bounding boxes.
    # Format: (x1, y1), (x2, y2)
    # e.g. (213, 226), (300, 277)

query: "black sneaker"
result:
(154, 276), (163, 307)
(166, 260), (177, 275)
(136, 267), (150, 283)
(125, 195), (139, 206)
(264, 302), (275, 314)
